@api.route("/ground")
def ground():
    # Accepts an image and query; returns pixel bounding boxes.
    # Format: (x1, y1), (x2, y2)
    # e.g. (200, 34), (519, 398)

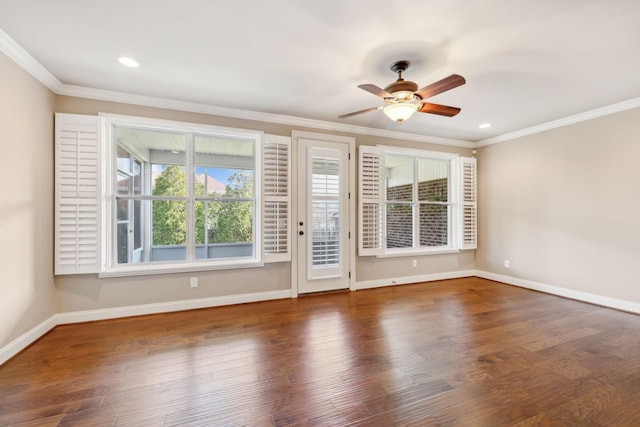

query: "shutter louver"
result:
(55, 113), (103, 274)
(310, 156), (341, 271)
(262, 135), (291, 262)
(359, 146), (384, 256)
(461, 157), (477, 250)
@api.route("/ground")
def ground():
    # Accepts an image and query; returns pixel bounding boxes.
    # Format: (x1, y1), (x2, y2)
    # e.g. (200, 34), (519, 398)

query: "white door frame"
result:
(290, 130), (356, 297)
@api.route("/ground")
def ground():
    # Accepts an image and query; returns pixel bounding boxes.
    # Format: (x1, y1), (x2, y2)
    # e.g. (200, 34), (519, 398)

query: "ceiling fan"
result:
(339, 60), (466, 124)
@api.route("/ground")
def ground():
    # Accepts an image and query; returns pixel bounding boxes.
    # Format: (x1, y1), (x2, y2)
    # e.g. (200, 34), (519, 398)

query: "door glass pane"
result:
(133, 200), (142, 250)
(116, 199), (128, 221)
(116, 197), (129, 264)
(420, 204), (448, 246)
(312, 158), (340, 196)
(116, 172), (130, 195)
(133, 160), (142, 195)
(117, 223), (128, 264)
(117, 146), (131, 174)
(386, 203), (413, 248)
(310, 156), (341, 270)
(312, 201), (340, 267)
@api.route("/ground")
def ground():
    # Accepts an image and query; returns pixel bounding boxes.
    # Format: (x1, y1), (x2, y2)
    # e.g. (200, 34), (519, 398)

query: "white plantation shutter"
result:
(262, 134), (291, 262)
(55, 113), (103, 274)
(307, 148), (344, 279)
(460, 156), (477, 250)
(358, 146), (384, 256)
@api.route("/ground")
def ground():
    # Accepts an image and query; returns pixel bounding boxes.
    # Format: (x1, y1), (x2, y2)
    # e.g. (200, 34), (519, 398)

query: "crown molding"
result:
(0, 28), (472, 148)
(476, 97), (640, 147)
(57, 84), (474, 148)
(4, 27), (637, 150)
(0, 27), (61, 91)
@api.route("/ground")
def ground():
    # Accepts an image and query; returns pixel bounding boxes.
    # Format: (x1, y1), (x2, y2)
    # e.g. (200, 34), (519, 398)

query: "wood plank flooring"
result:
(1, 277), (640, 426)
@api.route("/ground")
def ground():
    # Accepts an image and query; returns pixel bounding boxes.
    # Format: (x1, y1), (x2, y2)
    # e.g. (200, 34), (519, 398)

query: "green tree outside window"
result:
(152, 166), (253, 246)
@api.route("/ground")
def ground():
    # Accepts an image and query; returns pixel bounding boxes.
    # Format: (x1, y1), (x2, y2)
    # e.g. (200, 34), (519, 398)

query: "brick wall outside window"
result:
(386, 178), (448, 248)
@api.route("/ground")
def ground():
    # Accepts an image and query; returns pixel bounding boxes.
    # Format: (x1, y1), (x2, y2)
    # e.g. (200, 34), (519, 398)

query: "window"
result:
(110, 123), (259, 270)
(54, 113), (291, 276)
(359, 146), (476, 256)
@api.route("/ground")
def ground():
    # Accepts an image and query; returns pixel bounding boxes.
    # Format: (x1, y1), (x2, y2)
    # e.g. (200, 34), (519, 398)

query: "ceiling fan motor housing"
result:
(384, 80), (418, 100)
(385, 60), (418, 101)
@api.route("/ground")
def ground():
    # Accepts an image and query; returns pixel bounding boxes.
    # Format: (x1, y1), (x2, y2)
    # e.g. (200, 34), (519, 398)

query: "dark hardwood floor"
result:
(1, 277), (640, 426)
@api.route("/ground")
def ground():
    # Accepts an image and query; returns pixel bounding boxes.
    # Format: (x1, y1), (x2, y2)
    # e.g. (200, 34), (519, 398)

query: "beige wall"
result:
(0, 52), (57, 348)
(56, 263), (290, 313)
(8, 44), (638, 354)
(477, 107), (640, 303)
(54, 97), (295, 313)
(0, 51), (475, 351)
(53, 96), (475, 312)
(357, 251), (475, 282)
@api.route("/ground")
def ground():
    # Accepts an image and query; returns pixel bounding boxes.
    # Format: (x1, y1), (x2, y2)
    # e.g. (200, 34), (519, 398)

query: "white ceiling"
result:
(1, 0), (640, 143)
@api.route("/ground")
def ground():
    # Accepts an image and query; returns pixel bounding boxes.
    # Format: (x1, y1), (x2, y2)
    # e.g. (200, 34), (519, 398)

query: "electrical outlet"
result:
(412, 259), (417, 268)
(190, 277), (198, 288)
(504, 260), (510, 269)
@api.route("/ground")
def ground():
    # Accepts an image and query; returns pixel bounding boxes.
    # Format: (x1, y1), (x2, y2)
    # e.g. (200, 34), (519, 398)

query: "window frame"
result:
(383, 147), (459, 256)
(359, 145), (474, 258)
(101, 114), (264, 277)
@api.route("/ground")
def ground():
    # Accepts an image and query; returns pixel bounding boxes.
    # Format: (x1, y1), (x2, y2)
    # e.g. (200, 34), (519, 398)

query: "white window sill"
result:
(99, 260), (264, 278)
(376, 247), (461, 258)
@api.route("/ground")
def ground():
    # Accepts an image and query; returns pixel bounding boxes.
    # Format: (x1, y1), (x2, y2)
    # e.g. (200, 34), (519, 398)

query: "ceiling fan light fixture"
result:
(383, 102), (418, 123)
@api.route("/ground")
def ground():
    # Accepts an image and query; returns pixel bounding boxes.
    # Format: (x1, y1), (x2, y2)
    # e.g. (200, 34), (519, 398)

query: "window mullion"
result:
(413, 157), (419, 249)
(447, 160), (453, 247)
(143, 162), (151, 263)
(185, 133), (195, 262)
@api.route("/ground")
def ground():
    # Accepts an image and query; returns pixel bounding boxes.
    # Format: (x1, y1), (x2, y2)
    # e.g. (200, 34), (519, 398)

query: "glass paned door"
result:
(297, 139), (349, 293)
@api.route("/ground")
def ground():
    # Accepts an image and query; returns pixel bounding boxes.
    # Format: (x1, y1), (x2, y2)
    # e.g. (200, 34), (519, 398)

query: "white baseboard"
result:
(56, 289), (293, 325)
(4, 273), (638, 366)
(0, 316), (57, 366)
(475, 270), (640, 314)
(355, 269), (476, 290)
(0, 289), (291, 366)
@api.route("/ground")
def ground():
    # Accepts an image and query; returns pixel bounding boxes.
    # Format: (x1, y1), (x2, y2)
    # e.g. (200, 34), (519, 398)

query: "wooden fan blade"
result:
(418, 102), (461, 117)
(339, 107), (381, 119)
(414, 74), (466, 100)
(358, 84), (393, 99)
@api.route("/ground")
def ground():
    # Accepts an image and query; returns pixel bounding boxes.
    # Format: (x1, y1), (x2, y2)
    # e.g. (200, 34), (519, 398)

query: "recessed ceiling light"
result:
(479, 123), (491, 129)
(118, 57), (139, 68)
